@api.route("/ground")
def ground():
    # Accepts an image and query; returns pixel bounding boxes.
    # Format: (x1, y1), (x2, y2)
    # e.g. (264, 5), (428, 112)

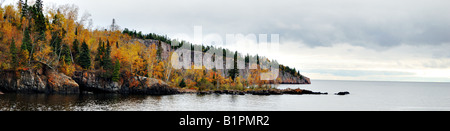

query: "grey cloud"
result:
(304, 69), (414, 77)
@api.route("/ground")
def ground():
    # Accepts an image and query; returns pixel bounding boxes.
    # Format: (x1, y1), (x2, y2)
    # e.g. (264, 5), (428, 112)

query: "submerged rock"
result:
(197, 91), (213, 95)
(281, 88), (327, 95)
(335, 91), (350, 95)
(250, 90), (271, 95)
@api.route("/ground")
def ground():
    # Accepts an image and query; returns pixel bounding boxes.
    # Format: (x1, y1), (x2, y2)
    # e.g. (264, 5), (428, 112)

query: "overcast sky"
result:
(3, 0), (450, 82)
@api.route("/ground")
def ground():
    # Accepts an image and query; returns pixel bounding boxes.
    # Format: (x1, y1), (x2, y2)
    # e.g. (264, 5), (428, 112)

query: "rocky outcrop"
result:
(137, 39), (312, 85)
(72, 71), (179, 95)
(0, 67), (79, 94)
(335, 91), (350, 95)
(122, 76), (179, 95)
(282, 88), (327, 95)
(277, 71), (311, 84)
(72, 71), (121, 93)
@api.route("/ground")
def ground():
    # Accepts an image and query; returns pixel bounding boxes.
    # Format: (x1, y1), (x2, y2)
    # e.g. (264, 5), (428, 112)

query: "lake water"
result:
(1, 80), (450, 111)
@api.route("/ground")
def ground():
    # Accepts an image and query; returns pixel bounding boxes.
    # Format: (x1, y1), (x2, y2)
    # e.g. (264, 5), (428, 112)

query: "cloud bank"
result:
(4, 0), (449, 81)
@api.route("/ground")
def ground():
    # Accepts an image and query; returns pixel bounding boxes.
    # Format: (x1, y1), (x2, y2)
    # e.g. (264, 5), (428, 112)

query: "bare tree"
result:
(0, 0), (5, 6)
(79, 11), (91, 26)
(165, 51), (173, 82)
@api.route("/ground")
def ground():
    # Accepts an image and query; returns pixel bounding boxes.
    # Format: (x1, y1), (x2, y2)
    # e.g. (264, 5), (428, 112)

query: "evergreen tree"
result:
(95, 39), (104, 69)
(179, 78), (186, 88)
(10, 39), (18, 68)
(22, 27), (32, 54)
(79, 41), (91, 69)
(75, 27), (78, 36)
(103, 40), (113, 71)
(34, 0), (43, 11)
(20, 0), (29, 18)
(228, 51), (239, 81)
(112, 59), (120, 82)
(72, 39), (80, 63)
(32, 0), (46, 41)
(61, 44), (71, 64)
(245, 54), (250, 65)
(256, 54), (260, 66)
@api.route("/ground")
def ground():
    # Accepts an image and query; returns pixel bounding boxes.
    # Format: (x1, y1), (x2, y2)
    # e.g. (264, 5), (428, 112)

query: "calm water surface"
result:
(1, 80), (450, 111)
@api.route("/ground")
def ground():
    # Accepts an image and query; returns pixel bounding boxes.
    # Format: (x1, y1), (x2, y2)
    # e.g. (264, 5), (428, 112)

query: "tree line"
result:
(0, 0), (304, 91)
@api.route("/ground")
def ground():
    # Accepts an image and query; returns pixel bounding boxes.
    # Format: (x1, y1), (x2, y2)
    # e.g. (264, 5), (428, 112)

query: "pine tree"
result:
(112, 59), (120, 82)
(103, 40), (113, 71)
(95, 39), (105, 69)
(72, 39), (80, 63)
(20, 0), (28, 18)
(179, 78), (186, 88)
(22, 27), (32, 54)
(256, 54), (260, 66)
(61, 44), (71, 64)
(228, 51), (239, 81)
(10, 39), (18, 69)
(32, 0), (46, 41)
(245, 54), (250, 64)
(79, 41), (91, 69)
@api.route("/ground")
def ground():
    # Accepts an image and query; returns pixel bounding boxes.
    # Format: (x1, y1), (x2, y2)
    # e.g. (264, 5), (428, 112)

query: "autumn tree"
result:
(79, 41), (91, 69)
(146, 44), (158, 78)
(197, 77), (214, 91)
(50, 13), (64, 55)
(153, 61), (164, 79)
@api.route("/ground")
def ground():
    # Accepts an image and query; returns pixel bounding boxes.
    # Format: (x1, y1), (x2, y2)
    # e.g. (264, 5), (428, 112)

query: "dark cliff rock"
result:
(335, 91), (350, 95)
(122, 76), (179, 95)
(142, 40), (312, 85)
(72, 71), (121, 93)
(72, 71), (179, 95)
(281, 88), (327, 95)
(0, 67), (79, 94)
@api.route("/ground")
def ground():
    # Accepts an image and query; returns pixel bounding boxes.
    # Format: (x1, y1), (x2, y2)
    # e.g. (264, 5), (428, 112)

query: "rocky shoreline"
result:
(0, 66), (322, 96)
(193, 88), (328, 95)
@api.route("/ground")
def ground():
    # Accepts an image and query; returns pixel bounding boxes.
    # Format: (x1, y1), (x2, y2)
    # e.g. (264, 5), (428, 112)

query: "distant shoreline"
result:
(311, 79), (450, 83)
